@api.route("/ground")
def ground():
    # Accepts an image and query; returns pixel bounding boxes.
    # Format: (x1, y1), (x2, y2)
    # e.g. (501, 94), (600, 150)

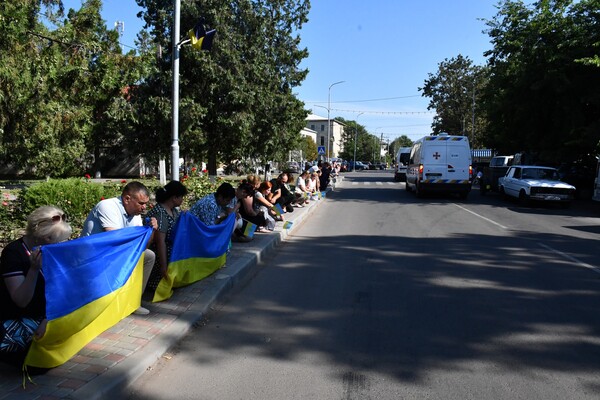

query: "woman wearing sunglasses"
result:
(0, 205), (71, 367)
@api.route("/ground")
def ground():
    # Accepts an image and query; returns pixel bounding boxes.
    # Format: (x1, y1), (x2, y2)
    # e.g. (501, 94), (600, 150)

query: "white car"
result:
(498, 165), (576, 206)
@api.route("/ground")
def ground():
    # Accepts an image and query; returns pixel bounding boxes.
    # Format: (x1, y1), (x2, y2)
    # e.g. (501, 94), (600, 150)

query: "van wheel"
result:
(415, 182), (424, 198)
(405, 180), (412, 192)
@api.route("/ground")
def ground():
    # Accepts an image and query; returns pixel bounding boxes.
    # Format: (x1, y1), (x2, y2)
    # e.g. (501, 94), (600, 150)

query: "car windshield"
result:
(521, 168), (560, 180)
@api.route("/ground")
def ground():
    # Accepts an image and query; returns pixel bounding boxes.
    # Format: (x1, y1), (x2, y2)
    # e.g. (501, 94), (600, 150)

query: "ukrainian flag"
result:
(25, 227), (153, 369)
(153, 212), (235, 302)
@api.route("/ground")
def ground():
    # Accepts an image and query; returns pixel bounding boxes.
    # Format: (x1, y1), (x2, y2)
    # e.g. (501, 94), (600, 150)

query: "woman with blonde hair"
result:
(0, 206), (72, 366)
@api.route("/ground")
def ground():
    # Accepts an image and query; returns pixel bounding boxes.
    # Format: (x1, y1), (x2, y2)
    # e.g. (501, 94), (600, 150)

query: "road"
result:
(127, 170), (600, 400)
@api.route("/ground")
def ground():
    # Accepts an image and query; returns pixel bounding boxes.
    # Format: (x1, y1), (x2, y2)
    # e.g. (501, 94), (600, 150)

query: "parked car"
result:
(348, 161), (366, 171)
(498, 165), (576, 207)
(286, 161), (300, 173)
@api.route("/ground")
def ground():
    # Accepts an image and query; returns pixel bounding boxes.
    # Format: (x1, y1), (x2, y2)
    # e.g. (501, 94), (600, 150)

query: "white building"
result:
(305, 113), (345, 159)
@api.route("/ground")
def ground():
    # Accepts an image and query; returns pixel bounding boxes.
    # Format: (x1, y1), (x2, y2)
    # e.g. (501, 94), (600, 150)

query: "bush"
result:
(0, 174), (223, 248)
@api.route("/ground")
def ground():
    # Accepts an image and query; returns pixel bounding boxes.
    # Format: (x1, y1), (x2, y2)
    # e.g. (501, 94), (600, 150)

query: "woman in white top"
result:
(306, 172), (319, 199)
(293, 171), (310, 207)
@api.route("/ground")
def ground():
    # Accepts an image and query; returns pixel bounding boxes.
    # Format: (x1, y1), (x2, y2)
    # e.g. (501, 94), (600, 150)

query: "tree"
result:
(388, 135), (413, 159)
(298, 135), (318, 162)
(420, 55), (489, 147)
(0, 0), (144, 177)
(135, 0), (310, 175)
(483, 0), (600, 161)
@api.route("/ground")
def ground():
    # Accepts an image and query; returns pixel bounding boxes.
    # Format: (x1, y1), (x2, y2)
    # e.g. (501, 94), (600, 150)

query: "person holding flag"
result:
(0, 206), (72, 367)
(80, 182), (158, 315)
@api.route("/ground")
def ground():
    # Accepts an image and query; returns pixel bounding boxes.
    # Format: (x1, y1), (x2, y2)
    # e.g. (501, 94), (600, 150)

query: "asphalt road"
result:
(127, 170), (600, 400)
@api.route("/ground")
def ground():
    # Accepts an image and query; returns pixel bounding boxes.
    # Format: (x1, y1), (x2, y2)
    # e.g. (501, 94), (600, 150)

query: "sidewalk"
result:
(0, 180), (340, 400)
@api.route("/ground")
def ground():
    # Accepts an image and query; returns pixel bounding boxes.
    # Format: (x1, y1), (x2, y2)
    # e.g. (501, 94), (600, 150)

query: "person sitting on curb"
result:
(80, 181), (158, 316)
(238, 178), (267, 232)
(307, 172), (320, 200)
(268, 173), (296, 213)
(319, 162), (332, 191)
(294, 170), (311, 207)
(254, 181), (280, 229)
(231, 182), (259, 241)
(190, 182), (238, 226)
(0, 206), (72, 367)
(144, 181), (188, 296)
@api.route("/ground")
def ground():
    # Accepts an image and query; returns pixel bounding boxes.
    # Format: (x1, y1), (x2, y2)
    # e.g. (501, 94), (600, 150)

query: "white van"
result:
(394, 147), (411, 182)
(405, 133), (473, 198)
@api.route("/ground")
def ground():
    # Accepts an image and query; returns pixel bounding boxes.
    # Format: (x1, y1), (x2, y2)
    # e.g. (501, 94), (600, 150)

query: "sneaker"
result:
(295, 203), (304, 208)
(285, 205), (294, 213)
(133, 306), (150, 315)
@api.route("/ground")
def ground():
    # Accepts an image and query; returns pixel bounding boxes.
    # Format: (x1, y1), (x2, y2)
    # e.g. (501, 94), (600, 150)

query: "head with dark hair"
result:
(236, 182), (255, 199)
(215, 182), (236, 206)
(121, 181), (151, 216)
(285, 172), (295, 181)
(156, 181), (188, 203)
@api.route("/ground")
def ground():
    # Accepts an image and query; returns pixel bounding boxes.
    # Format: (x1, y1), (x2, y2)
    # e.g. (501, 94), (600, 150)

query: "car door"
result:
(504, 167), (521, 197)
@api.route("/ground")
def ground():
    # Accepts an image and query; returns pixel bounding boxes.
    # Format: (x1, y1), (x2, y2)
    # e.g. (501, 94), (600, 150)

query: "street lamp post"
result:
(353, 112), (364, 172)
(327, 80), (345, 162)
(171, 0), (182, 181)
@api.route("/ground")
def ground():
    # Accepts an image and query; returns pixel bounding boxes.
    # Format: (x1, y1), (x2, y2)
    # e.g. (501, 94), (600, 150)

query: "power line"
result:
(313, 94), (421, 105)
(330, 108), (435, 115)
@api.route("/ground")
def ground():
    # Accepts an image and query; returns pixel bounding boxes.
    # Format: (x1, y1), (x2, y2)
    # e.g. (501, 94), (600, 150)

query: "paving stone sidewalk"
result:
(0, 181), (339, 400)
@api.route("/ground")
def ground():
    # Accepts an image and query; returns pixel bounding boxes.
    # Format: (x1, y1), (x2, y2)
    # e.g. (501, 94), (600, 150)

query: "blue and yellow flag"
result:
(25, 227), (153, 369)
(271, 203), (284, 216)
(283, 221), (293, 230)
(153, 212), (235, 302)
(242, 219), (257, 238)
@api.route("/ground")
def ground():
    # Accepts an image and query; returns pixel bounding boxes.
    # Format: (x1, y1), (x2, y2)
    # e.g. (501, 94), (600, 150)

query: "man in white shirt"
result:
(81, 181), (157, 315)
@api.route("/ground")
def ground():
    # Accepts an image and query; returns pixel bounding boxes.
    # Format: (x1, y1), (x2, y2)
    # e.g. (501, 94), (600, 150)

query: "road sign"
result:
(317, 146), (326, 155)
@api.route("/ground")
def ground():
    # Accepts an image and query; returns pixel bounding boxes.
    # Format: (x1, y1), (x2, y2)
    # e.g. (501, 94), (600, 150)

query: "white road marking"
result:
(538, 243), (600, 275)
(453, 204), (508, 230)
(376, 182), (383, 185)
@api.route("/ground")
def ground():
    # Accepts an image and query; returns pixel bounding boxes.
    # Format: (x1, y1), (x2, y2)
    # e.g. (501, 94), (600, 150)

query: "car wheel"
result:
(499, 185), (507, 200)
(518, 190), (529, 205)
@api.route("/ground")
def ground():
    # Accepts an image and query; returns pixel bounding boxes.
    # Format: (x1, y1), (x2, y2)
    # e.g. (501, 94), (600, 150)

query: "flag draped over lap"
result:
(153, 212), (235, 303)
(25, 227), (153, 369)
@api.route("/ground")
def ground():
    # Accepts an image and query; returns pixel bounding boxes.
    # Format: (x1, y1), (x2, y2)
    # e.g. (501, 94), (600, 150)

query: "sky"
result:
(60, 0), (507, 143)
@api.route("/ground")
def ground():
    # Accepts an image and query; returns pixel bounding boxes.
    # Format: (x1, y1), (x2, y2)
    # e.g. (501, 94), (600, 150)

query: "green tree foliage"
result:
(0, 0), (145, 177)
(420, 55), (489, 147)
(298, 135), (318, 162)
(135, 0), (310, 174)
(483, 0), (600, 161)
(336, 117), (380, 162)
(388, 135), (413, 160)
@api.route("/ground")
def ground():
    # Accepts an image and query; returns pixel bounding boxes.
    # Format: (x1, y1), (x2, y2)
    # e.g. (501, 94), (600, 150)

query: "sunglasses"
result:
(50, 214), (67, 223)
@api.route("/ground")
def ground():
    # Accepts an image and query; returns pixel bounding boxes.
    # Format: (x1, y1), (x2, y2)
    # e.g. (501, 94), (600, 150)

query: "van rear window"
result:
(399, 153), (410, 164)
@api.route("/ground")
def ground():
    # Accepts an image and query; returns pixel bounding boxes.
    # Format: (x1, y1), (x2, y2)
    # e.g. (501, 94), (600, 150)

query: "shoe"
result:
(295, 203), (304, 208)
(285, 205), (294, 213)
(133, 306), (150, 315)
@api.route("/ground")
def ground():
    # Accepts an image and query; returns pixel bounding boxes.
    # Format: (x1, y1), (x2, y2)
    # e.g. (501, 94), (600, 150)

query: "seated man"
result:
(190, 182), (238, 226)
(80, 181), (157, 316)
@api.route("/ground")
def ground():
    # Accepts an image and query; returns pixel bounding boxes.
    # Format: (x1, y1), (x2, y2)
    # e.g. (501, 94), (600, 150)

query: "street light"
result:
(327, 80), (345, 162)
(353, 112), (364, 171)
(171, 2), (215, 181)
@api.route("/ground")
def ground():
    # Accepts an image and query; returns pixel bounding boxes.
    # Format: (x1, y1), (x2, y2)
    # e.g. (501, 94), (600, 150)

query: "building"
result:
(305, 113), (345, 159)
